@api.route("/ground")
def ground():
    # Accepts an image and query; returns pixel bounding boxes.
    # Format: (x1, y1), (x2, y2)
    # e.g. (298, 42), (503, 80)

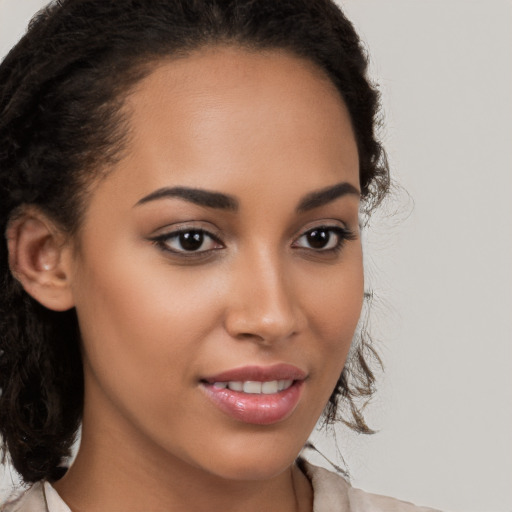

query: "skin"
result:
(37, 47), (363, 511)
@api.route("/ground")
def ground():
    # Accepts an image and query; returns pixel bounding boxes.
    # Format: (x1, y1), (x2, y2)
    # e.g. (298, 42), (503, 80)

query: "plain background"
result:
(0, 1), (511, 511)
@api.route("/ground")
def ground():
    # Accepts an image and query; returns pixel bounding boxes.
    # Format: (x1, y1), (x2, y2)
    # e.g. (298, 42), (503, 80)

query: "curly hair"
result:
(0, 0), (389, 484)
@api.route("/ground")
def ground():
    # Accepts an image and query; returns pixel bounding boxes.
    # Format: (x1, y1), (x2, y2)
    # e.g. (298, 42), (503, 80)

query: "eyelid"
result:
(148, 219), (224, 242)
(291, 218), (353, 239)
(147, 219), (356, 258)
(291, 222), (357, 253)
(148, 222), (225, 256)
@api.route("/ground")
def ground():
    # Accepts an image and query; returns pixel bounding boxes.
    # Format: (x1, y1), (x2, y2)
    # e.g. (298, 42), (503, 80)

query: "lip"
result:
(202, 364), (307, 384)
(200, 364), (307, 425)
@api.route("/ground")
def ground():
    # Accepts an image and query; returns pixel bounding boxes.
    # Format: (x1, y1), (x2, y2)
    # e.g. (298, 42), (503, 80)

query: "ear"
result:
(6, 207), (75, 311)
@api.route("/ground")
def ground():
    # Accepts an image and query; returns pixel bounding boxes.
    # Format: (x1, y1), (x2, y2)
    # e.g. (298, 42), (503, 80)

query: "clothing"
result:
(1, 481), (69, 512)
(1, 461), (441, 512)
(301, 462), (441, 512)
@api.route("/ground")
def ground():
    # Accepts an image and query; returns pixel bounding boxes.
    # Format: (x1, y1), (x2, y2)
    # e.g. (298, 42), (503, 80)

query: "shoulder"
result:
(302, 461), (442, 512)
(1, 481), (70, 512)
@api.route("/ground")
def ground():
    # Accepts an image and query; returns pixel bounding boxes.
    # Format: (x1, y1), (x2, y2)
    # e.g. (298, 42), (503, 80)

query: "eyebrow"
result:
(134, 181), (360, 212)
(135, 186), (239, 211)
(296, 182), (360, 212)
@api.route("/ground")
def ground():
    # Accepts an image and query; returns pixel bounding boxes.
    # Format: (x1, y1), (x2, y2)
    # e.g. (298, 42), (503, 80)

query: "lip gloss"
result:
(200, 364), (306, 425)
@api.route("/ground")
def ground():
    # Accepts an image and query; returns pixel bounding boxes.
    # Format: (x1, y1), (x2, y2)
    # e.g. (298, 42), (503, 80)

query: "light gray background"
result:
(1, 1), (511, 511)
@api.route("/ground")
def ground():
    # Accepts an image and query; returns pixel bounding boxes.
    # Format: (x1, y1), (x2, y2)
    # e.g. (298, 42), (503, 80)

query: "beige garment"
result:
(1, 462), (441, 512)
(301, 462), (441, 512)
(0, 481), (70, 512)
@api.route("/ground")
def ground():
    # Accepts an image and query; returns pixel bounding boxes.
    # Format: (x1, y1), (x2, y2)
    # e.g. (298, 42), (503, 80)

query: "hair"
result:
(0, 0), (389, 484)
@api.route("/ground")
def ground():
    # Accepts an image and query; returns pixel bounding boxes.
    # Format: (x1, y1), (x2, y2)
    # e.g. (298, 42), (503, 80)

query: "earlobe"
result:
(6, 208), (75, 311)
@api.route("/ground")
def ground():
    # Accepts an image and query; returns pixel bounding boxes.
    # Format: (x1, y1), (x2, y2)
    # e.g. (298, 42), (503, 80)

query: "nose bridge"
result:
(225, 243), (301, 343)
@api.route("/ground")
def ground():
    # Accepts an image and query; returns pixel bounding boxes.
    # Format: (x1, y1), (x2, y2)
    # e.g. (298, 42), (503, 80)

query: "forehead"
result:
(92, 47), (359, 211)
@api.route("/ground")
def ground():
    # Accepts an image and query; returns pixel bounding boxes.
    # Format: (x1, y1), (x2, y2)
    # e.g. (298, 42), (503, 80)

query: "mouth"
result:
(200, 364), (306, 425)
(210, 379), (294, 394)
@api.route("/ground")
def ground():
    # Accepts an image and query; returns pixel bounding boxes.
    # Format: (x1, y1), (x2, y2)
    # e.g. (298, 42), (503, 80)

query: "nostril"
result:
(237, 332), (264, 341)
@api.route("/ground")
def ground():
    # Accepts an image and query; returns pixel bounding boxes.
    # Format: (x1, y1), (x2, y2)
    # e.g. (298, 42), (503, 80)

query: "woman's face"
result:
(68, 47), (363, 480)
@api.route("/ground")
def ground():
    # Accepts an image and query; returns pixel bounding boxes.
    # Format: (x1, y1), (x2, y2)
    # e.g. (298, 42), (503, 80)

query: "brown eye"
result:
(305, 229), (332, 249)
(293, 226), (354, 252)
(179, 231), (205, 251)
(153, 229), (222, 254)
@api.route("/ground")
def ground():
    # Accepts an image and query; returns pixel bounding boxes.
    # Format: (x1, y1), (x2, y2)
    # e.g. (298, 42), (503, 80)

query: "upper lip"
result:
(202, 364), (307, 383)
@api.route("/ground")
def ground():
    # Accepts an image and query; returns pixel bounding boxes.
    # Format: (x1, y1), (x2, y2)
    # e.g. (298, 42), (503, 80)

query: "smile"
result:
(200, 364), (306, 425)
(211, 380), (294, 394)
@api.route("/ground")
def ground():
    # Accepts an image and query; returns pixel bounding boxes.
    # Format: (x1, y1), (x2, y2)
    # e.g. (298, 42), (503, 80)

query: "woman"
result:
(0, 1), (438, 510)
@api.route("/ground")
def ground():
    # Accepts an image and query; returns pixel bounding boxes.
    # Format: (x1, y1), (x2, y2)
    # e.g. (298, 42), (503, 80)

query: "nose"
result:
(223, 249), (304, 346)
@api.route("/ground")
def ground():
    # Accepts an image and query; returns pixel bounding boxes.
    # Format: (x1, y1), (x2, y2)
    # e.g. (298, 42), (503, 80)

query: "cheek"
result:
(71, 244), (224, 414)
(306, 252), (364, 343)
(299, 248), (364, 384)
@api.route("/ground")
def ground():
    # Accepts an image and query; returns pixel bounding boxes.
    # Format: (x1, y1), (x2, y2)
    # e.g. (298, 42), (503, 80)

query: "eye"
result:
(151, 229), (223, 254)
(293, 226), (355, 252)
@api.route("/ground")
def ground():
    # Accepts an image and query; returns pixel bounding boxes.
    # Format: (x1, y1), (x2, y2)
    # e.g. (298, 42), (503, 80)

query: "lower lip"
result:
(201, 381), (304, 425)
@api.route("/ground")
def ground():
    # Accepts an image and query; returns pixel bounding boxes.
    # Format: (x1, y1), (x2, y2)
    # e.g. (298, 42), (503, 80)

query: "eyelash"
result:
(292, 225), (357, 254)
(150, 228), (223, 255)
(150, 225), (356, 257)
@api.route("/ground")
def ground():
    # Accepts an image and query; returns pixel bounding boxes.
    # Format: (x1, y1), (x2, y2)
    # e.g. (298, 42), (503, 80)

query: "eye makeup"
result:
(148, 221), (357, 263)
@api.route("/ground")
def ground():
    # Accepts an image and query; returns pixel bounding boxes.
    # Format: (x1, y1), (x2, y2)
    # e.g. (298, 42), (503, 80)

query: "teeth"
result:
(278, 379), (293, 391)
(211, 380), (294, 394)
(243, 381), (262, 393)
(229, 381), (243, 391)
(261, 381), (278, 394)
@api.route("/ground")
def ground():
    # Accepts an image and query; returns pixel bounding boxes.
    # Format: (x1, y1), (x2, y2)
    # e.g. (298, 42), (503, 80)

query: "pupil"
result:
(307, 229), (329, 249)
(180, 231), (204, 251)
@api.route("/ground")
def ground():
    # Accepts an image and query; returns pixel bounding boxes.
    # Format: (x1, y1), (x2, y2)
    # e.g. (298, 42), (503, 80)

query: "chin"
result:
(194, 431), (305, 482)
(208, 456), (294, 482)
